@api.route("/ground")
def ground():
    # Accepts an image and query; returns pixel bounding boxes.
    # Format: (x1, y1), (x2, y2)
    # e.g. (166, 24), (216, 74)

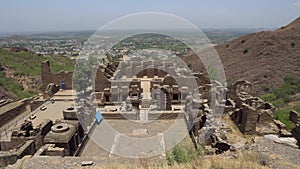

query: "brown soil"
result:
(181, 17), (300, 96)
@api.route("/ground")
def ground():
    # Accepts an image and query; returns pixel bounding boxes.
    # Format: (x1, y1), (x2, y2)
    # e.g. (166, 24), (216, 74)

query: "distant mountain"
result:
(181, 17), (300, 95)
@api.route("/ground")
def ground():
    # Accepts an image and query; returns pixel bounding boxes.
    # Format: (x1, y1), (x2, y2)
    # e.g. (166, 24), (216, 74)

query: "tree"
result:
(73, 56), (98, 93)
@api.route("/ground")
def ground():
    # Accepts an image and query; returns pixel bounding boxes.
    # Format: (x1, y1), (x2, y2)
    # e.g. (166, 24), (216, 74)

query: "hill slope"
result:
(181, 17), (300, 95)
(0, 48), (75, 100)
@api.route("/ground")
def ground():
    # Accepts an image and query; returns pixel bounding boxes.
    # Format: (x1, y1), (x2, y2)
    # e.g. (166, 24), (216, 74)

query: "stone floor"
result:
(80, 119), (189, 159)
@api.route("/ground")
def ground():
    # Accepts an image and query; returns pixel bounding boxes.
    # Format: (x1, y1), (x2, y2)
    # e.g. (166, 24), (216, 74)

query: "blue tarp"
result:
(95, 108), (103, 124)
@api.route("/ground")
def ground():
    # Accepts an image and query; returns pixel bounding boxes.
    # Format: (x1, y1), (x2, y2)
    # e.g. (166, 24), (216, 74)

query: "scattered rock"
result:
(81, 161), (94, 166)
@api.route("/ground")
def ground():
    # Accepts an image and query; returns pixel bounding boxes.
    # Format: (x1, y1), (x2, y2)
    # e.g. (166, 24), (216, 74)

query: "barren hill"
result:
(182, 17), (300, 96)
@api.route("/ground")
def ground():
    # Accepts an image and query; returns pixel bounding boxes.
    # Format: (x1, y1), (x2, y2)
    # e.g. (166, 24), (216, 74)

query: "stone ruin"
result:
(41, 60), (73, 90)
(228, 80), (280, 135)
(0, 120), (51, 166)
(0, 106), (85, 166)
(291, 110), (300, 148)
(43, 83), (60, 99)
(87, 58), (230, 154)
(42, 120), (84, 156)
(91, 59), (217, 111)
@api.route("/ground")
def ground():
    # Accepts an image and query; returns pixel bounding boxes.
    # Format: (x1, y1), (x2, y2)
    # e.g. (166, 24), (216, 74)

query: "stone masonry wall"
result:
(41, 61), (73, 89)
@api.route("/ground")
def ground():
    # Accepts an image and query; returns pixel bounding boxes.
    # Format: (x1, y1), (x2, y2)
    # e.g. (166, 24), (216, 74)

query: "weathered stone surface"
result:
(0, 101), (27, 128)
(291, 124), (300, 148)
(290, 110), (300, 124)
(41, 60), (73, 90)
(231, 104), (258, 134)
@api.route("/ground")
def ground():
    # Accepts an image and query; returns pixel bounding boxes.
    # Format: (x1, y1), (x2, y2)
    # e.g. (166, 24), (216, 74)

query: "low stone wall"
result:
(148, 112), (183, 120)
(0, 140), (35, 167)
(0, 102), (27, 128)
(30, 100), (45, 112)
(102, 113), (137, 120)
(101, 112), (184, 120)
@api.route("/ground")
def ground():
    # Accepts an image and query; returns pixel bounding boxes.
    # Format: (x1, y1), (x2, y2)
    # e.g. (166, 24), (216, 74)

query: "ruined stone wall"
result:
(30, 100), (44, 112)
(0, 140), (35, 167)
(149, 112), (184, 120)
(93, 67), (111, 92)
(292, 124), (300, 148)
(290, 110), (300, 124)
(231, 104), (258, 134)
(41, 61), (73, 89)
(41, 61), (53, 88)
(11, 133), (43, 151)
(52, 71), (73, 90)
(0, 102), (27, 128)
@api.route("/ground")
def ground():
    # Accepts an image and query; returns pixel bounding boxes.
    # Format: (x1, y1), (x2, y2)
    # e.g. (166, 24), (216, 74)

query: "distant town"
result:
(0, 29), (257, 57)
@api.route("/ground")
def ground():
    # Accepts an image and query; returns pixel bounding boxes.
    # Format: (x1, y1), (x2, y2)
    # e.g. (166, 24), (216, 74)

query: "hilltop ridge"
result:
(181, 17), (300, 95)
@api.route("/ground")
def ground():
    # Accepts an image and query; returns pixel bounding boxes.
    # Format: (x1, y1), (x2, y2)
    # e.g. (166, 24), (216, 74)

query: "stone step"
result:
(139, 110), (149, 121)
(141, 99), (151, 108)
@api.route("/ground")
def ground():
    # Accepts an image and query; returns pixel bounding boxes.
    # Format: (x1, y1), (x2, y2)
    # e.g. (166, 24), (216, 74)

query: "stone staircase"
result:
(139, 109), (149, 121)
(141, 98), (151, 108)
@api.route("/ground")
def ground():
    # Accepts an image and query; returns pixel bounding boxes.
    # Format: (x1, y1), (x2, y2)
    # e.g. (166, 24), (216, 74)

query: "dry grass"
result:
(81, 151), (270, 169)
(219, 114), (253, 144)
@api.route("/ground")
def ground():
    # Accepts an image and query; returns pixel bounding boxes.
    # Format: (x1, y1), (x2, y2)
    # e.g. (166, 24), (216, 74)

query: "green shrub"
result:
(291, 42), (295, 48)
(263, 85), (271, 92)
(260, 75), (300, 130)
(243, 48), (249, 54)
(0, 48), (74, 77)
(0, 72), (37, 99)
(275, 105), (299, 130)
(166, 145), (204, 166)
(187, 62), (192, 68)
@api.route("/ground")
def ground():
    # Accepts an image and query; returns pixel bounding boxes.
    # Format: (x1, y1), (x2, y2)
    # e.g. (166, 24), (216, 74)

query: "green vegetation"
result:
(280, 26), (287, 29)
(0, 48), (75, 99)
(187, 62), (192, 69)
(263, 84), (271, 92)
(261, 75), (300, 106)
(291, 42), (295, 48)
(260, 75), (300, 130)
(166, 145), (205, 166)
(0, 48), (75, 76)
(208, 66), (218, 81)
(73, 56), (98, 93)
(0, 72), (36, 99)
(243, 48), (249, 54)
(263, 74), (268, 78)
(274, 104), (299, 130)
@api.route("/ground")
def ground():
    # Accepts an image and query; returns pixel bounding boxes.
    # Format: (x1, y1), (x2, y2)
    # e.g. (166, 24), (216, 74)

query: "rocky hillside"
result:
(182, 17), (300, 96)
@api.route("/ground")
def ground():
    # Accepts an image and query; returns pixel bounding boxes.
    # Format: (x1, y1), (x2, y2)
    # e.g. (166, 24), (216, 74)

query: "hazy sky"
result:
(1, 0), (300, 33)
